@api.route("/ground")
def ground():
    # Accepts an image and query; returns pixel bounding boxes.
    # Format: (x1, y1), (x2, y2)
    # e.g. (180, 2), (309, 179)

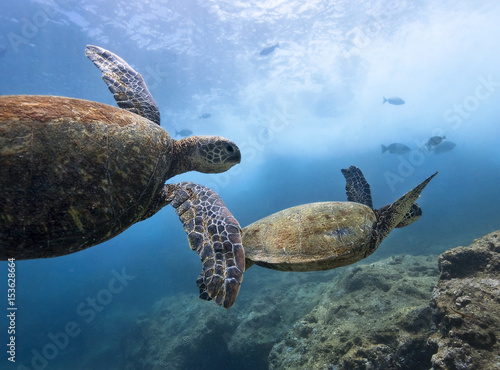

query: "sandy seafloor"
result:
(1, 0), (500, 369)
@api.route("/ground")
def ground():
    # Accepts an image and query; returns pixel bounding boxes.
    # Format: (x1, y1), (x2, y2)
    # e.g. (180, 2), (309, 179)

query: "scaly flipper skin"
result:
(85, 45), (243, 308)
(164, 182), (244, 309)
(342, 165), (424, 228)
(341, 165), (373, 209)
(376, 171), (438, 244)
(85, 45), (161, 125)
(395, 203), (422, 228)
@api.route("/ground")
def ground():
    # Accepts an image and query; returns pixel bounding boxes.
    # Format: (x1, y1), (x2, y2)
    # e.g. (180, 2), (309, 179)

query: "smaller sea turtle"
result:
(241, 166), (437, 271)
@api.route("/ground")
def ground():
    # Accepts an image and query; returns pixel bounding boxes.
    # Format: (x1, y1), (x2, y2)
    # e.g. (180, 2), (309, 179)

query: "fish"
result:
(426, 135), (446, 148)
(432, 141), (456, 154)
(260, 43), (279, 56)
(383, 97), (405, 105)
(175, 129), (193, 137)
(199, 113), (211, 119)
(381, 143), (411, 154)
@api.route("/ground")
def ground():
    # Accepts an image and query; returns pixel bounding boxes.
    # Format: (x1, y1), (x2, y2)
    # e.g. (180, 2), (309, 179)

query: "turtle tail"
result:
(164, 182), (244, 309)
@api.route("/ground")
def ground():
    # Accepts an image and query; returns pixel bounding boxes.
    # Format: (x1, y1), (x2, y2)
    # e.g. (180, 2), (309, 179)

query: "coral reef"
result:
(268, 255), (439, 369)
(119, 231), (500, 370)
(269, 231), (500, 370)
(429, 231), (500, 369)
(119, 269), (335, 369)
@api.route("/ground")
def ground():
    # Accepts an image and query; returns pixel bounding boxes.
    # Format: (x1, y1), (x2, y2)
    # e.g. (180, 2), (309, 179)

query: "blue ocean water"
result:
(1, 0), (500, 369)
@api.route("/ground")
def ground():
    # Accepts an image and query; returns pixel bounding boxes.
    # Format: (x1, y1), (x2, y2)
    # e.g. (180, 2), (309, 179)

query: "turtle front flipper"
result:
(377, 172), (438, 243)
(165, 182), (244, 309)
(341, 165), (373, 209)
(85, 45), (161, 125)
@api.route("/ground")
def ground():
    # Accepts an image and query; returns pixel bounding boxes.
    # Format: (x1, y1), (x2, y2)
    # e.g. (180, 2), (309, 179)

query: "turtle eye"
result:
(225, 144), (234, 153)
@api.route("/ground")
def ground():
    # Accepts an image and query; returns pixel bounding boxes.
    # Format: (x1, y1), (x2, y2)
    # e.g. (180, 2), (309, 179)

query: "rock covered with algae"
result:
(119, 268), (334, 369)
(429, 231), (500, 369)
(269, 231), (500, 370)
(268, 254), (440, 369)
(118, 231), (500, 369)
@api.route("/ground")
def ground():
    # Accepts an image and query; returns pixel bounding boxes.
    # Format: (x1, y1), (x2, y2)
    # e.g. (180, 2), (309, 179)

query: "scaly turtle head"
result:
(85, 45), (241, 180)
(169, 136), (241, 178)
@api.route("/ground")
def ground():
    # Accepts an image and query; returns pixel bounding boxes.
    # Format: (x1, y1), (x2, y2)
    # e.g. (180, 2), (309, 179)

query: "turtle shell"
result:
(242, 201), (377, 271)
(0, 95), (172, 259)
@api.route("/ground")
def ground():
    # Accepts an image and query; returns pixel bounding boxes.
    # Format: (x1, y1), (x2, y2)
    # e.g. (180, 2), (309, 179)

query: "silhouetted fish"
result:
(383, 96), (405, 105)
(433, 141), (456, 154)
(260, 43), (279, 56)
(426, 135), (446, 148)
(381, 143), (411, 154)
(199, 113), (211, 119)
(175, 129), (193, 137)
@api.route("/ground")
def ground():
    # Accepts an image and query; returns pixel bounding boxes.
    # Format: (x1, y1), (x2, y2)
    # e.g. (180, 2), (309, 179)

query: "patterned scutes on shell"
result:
(0, 95), (172, 259)
(242, 201), (377, 272)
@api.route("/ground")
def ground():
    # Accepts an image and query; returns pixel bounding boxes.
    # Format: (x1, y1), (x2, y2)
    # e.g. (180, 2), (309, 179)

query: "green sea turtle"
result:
(241, 166), (437, 271)
(0, 45), (244, 308)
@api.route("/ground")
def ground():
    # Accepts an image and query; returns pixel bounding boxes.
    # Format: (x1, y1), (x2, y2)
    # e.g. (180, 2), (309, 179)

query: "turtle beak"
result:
(231, 145), (241, 164)
(225, 141), (241, 167)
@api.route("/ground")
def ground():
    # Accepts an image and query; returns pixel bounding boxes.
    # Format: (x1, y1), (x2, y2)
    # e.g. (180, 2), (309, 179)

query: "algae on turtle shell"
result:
(242, 166), (437, 272)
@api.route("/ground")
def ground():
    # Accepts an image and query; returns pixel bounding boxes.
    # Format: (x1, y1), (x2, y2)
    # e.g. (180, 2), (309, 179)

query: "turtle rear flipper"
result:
(395, 203), (423, 228)
(85, 45), (161, 125)
(165, 182), (244, 309)
(377, 172), (438, 243)
(341, 165), (373, 209)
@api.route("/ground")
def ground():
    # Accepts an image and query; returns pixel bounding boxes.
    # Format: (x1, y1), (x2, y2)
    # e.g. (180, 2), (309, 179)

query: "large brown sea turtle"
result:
(241, 166), (437, 271)
(0, 45), (244, 308)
